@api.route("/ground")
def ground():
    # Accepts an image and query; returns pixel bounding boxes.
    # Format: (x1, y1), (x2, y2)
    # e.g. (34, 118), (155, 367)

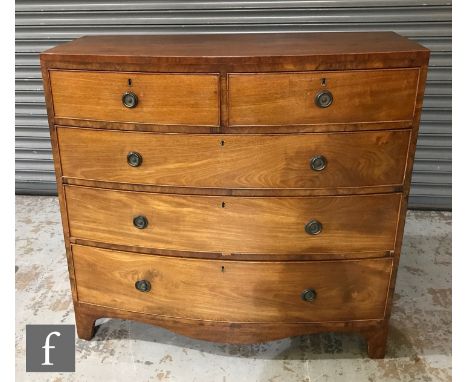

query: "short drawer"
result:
(228, 69), (419, 126)
(65, 186), (401, 254)
(73, 245), (392, 322)
(58, 127), (411, 189)
(49, 70), (220, 126)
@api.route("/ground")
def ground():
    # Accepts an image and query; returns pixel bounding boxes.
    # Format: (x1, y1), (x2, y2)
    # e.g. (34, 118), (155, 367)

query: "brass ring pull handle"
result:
(305, 220), (322, 235)
(135, 280), (151, 292)
(310, 155), (327, 171)
(301, 288), (317, 302)
(127, 151), (143, 167)
(122, 91), (138, 108)
(314, 90), (333, 108)
(133, 215), (148, 229)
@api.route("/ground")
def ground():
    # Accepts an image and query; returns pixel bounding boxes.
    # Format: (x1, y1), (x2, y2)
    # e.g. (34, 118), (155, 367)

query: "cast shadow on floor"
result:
(81, 319), (419, 361)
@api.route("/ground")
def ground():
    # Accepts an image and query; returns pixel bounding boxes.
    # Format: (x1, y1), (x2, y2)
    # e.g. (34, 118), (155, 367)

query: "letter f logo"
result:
(41, 331), (61, 366)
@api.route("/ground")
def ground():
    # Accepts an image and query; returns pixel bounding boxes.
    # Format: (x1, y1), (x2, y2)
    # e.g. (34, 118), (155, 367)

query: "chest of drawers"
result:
(40, 32), (429, 359)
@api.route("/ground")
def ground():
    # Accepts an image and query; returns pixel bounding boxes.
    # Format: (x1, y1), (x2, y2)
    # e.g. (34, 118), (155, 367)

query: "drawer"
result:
(65, 186), (401, 254)
(228, 69), (419, 126)
(73, 245), (392, 322)
(58, 127), (411, 189)
(49, 70), (220, 126)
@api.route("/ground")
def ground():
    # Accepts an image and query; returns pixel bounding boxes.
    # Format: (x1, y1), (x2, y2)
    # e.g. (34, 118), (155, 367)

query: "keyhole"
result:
(220, 140), (225, 146)
(128, 78), (132, 86)
(321, 78), (327, 86)
(221, 202), (226, 208)
(221, 266), (225, 272)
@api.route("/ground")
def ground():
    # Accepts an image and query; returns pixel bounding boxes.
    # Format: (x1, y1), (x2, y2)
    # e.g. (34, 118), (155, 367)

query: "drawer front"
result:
(49, 70), (220, 126)
(65, 186), (401, 254)
(228, 69), (419, 126)
(73, 245), (392, 322)
(58, 127), (410, 189)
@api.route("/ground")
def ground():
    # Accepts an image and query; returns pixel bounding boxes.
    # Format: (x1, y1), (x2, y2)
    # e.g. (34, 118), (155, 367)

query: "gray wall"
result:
(15, 0), (452, 209)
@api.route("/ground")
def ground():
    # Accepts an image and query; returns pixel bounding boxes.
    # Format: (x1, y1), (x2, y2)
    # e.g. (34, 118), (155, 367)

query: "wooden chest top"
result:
(40, 32), (429, 70)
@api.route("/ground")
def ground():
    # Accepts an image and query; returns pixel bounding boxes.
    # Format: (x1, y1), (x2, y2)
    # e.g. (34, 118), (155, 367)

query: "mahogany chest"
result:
(40, 32), (429, 358)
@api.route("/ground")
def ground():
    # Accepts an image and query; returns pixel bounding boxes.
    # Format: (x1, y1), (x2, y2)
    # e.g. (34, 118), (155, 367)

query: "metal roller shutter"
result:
(15, 0), (452, 209)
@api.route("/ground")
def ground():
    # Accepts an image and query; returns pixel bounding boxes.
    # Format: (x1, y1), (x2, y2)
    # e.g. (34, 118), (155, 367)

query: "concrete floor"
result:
(15, 195), (451, 381)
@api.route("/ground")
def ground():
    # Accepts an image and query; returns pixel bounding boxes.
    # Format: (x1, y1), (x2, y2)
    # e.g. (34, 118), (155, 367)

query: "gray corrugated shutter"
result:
(15, 0), (452, 209)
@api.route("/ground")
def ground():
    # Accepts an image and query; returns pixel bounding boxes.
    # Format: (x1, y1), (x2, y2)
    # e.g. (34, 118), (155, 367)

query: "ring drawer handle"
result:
(122, 91), (138, 108)
(305, 220), (322, 235)
(310, 155), (327, 171)
(135, 280), (151, 292)
(133, 215), (148, 229)
(127, 151), (143, 167)
(301, 288), (317, 302)
(314, 90), (333, 108)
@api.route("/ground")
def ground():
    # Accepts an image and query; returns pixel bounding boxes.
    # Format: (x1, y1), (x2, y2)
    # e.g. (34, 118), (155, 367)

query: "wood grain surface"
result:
(75, 300), (386, 349)
(228, 69), (419, 126)
(63, 177), (403, 198)
(58, 127), (411, 190)
(70, 238), (392, 261)
(73, 244), (392, 322)
(50, 70), (220, 126)
(40, 33), (430, 72)
(65, 186), (402, 254)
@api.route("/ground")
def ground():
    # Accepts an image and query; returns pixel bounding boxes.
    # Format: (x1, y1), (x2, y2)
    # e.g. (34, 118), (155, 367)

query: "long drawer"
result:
(58, 127), (411, 190)
(49, 70), (220, 126)
(73, 245), (392, 322)
(228, 69), (419, 126)
(65, 186), (401, 254)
